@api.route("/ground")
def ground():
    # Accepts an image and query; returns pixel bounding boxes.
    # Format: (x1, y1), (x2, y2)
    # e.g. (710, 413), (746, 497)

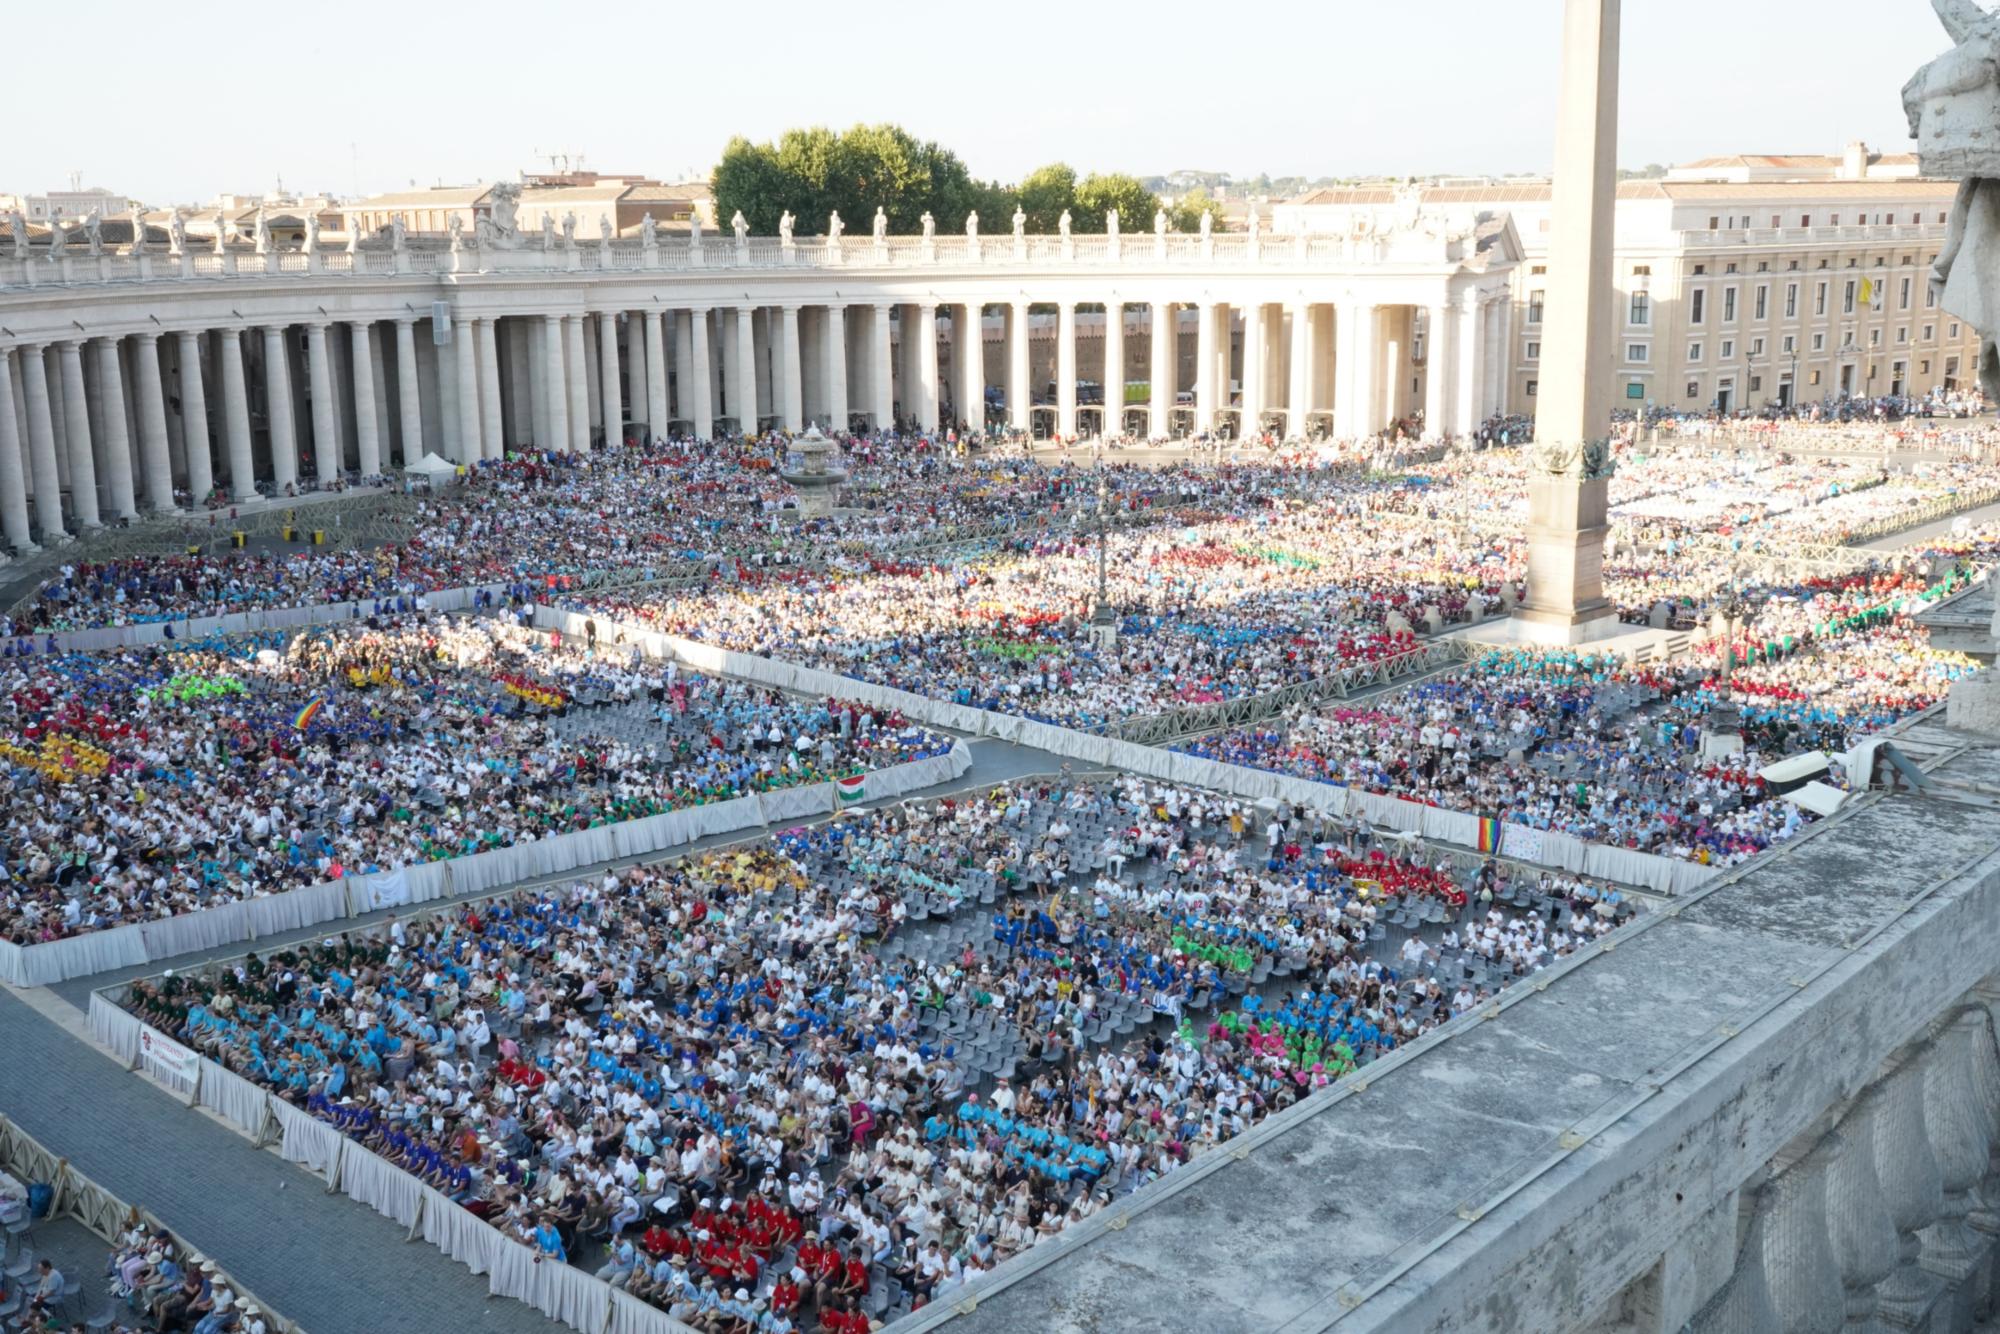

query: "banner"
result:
(139, 1025), (200, 1096)
(1500, 822), (1545, 863)
(365, 869), (412, 910)
(835, 774), (867, 803)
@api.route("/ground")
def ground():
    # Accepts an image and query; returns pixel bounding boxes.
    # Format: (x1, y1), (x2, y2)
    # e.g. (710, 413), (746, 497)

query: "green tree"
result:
(1170, 185), (1224, 232)
(1072, 173), (1160, 233)
(1016, 163), (1077, 233)
(713, 123), (989, 236)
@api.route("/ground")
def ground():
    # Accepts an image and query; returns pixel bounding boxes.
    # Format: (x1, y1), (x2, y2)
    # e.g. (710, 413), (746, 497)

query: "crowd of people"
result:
(120, 775), (1629, 1328)
(0, 613), (949, 945)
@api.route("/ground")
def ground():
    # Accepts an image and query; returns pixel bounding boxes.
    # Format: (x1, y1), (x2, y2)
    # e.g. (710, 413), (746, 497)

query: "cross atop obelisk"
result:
(1513, 0), (1621, 643)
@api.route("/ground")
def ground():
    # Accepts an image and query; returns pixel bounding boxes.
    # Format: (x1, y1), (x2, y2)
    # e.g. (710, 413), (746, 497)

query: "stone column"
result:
(780, 304), (804, 431)
(598, 312), (624, 446)
(1194, 301), (1218, 434)
(916, 303), (940, 433)
(0, 349), (34, 550)
(304, 323), (341, 484)
(92, 338), (137, 518)
(687, 306), (714, 440)
(262, 327), (299, 494)
(729, 305), (756, 433)
(1353, 304), (1381, 439)
(1381, 311), (1405, 430)
(217, 330), (254, 498)
(1456, 290), (1485, 434)
(1009, 301), (1031, 434)
(871, 303), (896, 431)
(1425, 302), (1454, 439)
(367, 326), (391, 467)
(540, 314), (568, 455)
(340, 324), (379, 477)
(175, 331), (215, 503)
(441, 319), (474, 464)
(20, 346), (66, 538)
(131, 333), (176, 512)
(662, 312), (683, 435)
(1150, 302), (1175, 439)
(394, 320), (424, 466)
(1056, 302), (1078, 439)
(825, 304), (849, 433)
(1100, 300), (1121, 437)
(1287, 303), (1312, 438)
(582, 315), (602, 437)
(478, 318), (504, 460)
(58, 342), (102, 527)
(1240, 303), (1265, 439)
(625, 313), (648, 436)
(1485, 297), (1508, 418)
(796, 309), (820, 425)
(564, 315), (590, 451)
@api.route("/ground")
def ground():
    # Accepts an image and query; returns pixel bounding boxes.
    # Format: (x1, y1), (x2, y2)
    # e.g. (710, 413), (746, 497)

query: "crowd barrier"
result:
(0, 1109), (301, 1332)
(0, 744), (970, 988)
(86, 994), (692, 1334)
(541, 607), (1721, 899)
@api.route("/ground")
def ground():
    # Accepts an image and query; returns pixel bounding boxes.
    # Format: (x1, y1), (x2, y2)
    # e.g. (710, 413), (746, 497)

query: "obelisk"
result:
(1514, 0), (1620, 643)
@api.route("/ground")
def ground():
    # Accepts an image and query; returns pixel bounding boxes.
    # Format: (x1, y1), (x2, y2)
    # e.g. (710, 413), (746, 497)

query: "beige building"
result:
(1277, 143), (1980, 417)
(343, 176), (709, 241)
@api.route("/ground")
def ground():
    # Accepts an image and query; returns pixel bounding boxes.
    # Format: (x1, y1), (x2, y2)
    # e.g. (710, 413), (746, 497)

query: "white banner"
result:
(138, 1025), (200, 1096)
(365, 869), (412, 911)
(1500, 822), (1546, 863)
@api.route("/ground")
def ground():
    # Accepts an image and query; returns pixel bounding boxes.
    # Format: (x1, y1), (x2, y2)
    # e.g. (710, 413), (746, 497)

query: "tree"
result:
(1071, 173), (1161, 233)
(1016, 163), (1077, 233)
(1169, 185), (1224, 232)
(712, 123), (989, 235)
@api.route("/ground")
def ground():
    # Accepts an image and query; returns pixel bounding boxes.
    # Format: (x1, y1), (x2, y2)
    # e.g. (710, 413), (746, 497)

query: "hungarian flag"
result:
(835, 775), (867, 803)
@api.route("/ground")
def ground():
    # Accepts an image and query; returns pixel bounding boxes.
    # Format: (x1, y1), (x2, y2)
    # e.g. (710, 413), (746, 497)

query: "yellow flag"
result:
(1859, 277), (1874, 306)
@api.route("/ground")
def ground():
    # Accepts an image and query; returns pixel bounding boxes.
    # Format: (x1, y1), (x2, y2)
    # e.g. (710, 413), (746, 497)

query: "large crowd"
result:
(0, 614), (949, 945)
(120, 775), (1630, 1328)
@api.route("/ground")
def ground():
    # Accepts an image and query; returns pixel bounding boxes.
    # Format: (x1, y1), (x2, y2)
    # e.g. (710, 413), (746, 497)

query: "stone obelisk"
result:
(1514, 0), (1620, 643)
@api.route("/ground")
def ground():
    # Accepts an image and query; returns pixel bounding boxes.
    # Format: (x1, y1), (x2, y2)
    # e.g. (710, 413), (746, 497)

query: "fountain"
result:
(779, 426), (848, 518)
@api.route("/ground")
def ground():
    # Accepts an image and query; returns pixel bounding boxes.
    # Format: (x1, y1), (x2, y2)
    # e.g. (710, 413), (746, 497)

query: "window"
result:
(1815, 281), (1828, 316)
(1530, 265), (1546, 276)
(1843, 280), (1857, 315)
(1923, 324), (1935, 340)
(1709, 215), (1720, 230)
(1690, 290), (1706, 325)
(1525, 340), (1541, 359)
(1726, 263), (1738, 275)
(1948, 355), (1961, 379)
(1771, 215), (1782, 228)
(1525, 380), (1538, 397)
(1812, 333), (1826, 351)
(1626, 343), (1650, 363)
(1810, 369), (1822, 385)
(1750, 375), (1762, 392)
(1951, 322), (1961, 338)
(1757, 261), (1768, 273)
(1922, 359), (1932, 374)
(1900, 277), (1912, 310)
(1870, 329), (1882, 347)
(1927, 285), (1938, 309)
(1789, 260), (1801, 271)
(1785, 283), (1798, 318)
(1629, 292), (1650, 325)
(1720, 340), (1735, 359)
(1687, 341), (1704, 362)
(1723, 287), (1738, 321)
(1801, 214), (1812, 227)
(1693, 264), (1707, 275)
(1527, 289), (1545, 324)
(1626, 382), (1646, 400)
(1754, 285), (1768, 320)
(1832, 214), (1841, 226)
(1632, 265), (1651, 276)
(1897, 327), (1909, 344)
(1751, 337), (1765, 357)
(1686, 381), (1701, 398)
(1782, 335), (1796, 354)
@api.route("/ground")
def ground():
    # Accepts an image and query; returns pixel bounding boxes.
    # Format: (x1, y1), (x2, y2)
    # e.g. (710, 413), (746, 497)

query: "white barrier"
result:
(34, 581), (525, 653)
(2, 743), (970, 988)
(547, 607), (1721, 899)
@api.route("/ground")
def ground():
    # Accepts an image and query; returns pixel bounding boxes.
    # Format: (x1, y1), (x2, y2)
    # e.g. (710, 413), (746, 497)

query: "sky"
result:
(18, 0), (1958, 205)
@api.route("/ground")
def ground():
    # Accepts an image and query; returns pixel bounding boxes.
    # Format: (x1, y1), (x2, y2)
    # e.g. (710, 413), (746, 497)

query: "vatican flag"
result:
(1859, 277), (1875, 307)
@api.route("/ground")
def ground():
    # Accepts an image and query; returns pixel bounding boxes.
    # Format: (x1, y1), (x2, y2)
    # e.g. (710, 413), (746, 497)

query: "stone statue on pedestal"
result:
(489, 184), (522, 241)
(1906, 0), (2000, 398)
(779, 210), (794, 244)
(1154, 209), (1168, 237)
(7, 211), (25, 258)
(828, 210), (843, 244)
(1058, 210), (1071, 240)
(345, 215), (360, 253)
(128, 205), (149, 254)
(449, 214), (465, 253)
(1199, 209), (1212, 240)
(390, 214), (407, 252)
(731, 211), (748, 245)
(689, 211), (703, 246)
(539, 212), (556, 252)
(212, 211), (228, 255)
(84, 209), (103, 256)
(47, 219), (66, 259)
(303, 213), (320, 253)
(252, 208), (271, 255)
(966, 211), (978, 239)
(641, 213), (657, 249)
(1247, 204), (1261, 241)
(1011, 207), (1025, 240)
(600, 215), (613, 244)
(1106, 209), (1119, 238)
(560, 212), (577, 249)
(921, 212), (936, 241)
(872, 207), (887, 243)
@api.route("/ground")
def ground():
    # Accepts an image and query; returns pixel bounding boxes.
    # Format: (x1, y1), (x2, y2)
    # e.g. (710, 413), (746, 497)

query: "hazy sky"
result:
(21, 0), (1958, 204)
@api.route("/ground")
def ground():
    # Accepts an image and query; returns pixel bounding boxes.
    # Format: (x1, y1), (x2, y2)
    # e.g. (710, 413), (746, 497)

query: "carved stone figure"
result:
(449, 214), (465, 252)
(641, 213), (657, 249)
(872, 207), (887, 243)
(732, 211), (749, 245)
(212, 210), (228, 256)
(1154, 209), (1168, 237)
(489, 183), (521, 240)
(1536, 439), (1582, 477)
(129, 205), (149, 255)
(303, 212), (320, 252)
(84, 209), (103, 256)
(1247, 204), (1261, 241)
(600, 215), (613, 244)
(965, 211), (978, 239)
(1581, 438), (1616, 481)
(560, 212), (577, 248)
(539, 212), (556, 252)
(921, 212), (936, 241)
(779, 210), (794, 244)
(1011, 206), (1025, 240)
(689, 211), (703, 246)
(1906, 0), (2000, 397)
(1058, 210), (1071, 240)
(390, 214), (407, 252)
(47, 218), (66, 259)
(345, 214), (360, 253)
(10, 210), (30, 258)
(827, 210), (843, 244)
(253, 207), (271, 255)
(1106, 209), (1119, 238)
(1199, 210), (1212, 240)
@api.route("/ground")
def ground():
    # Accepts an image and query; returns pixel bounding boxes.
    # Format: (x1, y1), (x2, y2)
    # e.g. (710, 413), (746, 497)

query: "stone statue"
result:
(779, 210), (794, 244)
(128, 205), (149, 255)
(303, 212), (320, 252)
(344, 213), (360, 253)
(965, 211), (978, 239)
(1011, 206), (1025, 240)
(1058, 210), (1071, 240)
(560, 212), (577, 248)
(252, 207), (271, 255)
(489, 183), (522, 241)
(449, 214), (465, 252)
(390, 214), (407, 252)
(689, 210), (703, 246)
(9, 210), (28, 258)
(1154, 209), (1168, 237)
(640, 213), (657, 249)
(1106, 209), (1119, 238)
(1581, 438), (1616, 481)
(921, 211), (935, 240)
(827, 210), (843, 244)
(47, 218), (66, 259)
(84, 208), (103, 256)
(1906, 0), (2000, 398)
(1247, 204), (1261, 241)
(1199, 209), (1212, 240)
(539, 211), (556, 251)
(871, 207), (886, 242)
(1536, 438), (1582, 477)
(731, 210), (748, 245)
(212, 210), (228, 255)
(600, 214), (613, 244)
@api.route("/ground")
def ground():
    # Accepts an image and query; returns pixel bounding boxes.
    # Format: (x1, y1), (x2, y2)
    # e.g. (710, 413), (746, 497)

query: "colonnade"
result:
(0, 285), (1513, 551)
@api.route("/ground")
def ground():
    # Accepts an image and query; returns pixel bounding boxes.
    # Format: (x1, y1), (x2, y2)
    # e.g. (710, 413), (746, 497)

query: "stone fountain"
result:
(779, 426), (848, 518)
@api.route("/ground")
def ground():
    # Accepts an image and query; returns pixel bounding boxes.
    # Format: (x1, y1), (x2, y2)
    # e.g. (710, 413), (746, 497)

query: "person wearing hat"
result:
(191, 1286), (235, 1334)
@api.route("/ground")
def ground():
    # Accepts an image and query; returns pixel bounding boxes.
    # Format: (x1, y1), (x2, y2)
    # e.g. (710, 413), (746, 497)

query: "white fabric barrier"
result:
(0, 924), (151, 987)
(88, 992), (143, 1067)
(39, 581), (522, 654)
(197, 1061), (277, 1142)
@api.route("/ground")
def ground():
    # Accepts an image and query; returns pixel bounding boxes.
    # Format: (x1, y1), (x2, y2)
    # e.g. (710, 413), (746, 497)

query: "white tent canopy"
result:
(403, 453), (459, 478)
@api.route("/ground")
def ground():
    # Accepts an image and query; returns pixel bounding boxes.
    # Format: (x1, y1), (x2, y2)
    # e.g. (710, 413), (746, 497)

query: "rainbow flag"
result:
(1475, 816), (1502, 854)
(293, 697), (325, 731)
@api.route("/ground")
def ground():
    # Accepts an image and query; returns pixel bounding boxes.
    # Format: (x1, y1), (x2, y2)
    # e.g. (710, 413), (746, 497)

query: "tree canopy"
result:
(712, 133), (1212, 237)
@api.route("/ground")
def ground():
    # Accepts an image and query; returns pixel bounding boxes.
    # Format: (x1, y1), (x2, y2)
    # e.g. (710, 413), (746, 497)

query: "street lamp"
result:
(1088, 436), (1117, 649)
